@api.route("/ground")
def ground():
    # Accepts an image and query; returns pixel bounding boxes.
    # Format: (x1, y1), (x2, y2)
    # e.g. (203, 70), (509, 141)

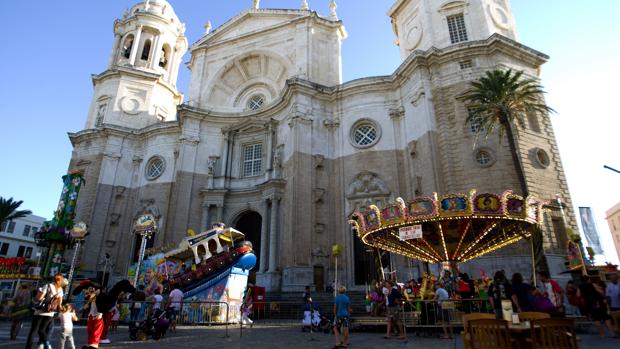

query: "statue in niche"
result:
(207, 156), (219, 175)
(273, 145), (283, 169)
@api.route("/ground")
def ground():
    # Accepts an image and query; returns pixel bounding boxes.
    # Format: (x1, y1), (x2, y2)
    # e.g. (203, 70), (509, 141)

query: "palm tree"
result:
(463, 69), (555, 196)
(0, 197), (32, 228)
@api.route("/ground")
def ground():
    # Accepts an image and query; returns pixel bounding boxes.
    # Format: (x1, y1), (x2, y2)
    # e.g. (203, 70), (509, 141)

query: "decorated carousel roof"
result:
(349, 190), (546, 263)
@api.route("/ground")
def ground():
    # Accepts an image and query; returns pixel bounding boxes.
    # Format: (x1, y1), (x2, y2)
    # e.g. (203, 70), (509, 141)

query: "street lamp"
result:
(133, 214), (157, 287)
(66, 222), (88, 295)
(331, 243), (342, 298)
(604, 165), (620, 175)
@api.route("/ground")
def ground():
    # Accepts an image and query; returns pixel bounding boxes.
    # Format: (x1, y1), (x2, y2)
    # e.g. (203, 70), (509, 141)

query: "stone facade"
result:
(67, 0), (578, 291)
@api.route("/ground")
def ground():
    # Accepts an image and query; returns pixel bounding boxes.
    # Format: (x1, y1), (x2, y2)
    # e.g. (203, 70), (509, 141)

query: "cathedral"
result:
(68, 0), (578, 291)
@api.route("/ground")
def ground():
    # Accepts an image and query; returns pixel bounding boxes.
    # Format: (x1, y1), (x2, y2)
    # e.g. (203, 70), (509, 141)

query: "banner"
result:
(579, 207), (603, 255)
(399, 225), (422, 241)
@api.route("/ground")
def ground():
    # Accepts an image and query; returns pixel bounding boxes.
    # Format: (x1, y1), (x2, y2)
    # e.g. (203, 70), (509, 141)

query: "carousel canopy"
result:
(349, 190), (545, 263)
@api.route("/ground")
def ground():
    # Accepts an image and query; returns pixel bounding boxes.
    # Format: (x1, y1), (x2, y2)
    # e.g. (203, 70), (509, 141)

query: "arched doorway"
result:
(234, 211), (262, 283)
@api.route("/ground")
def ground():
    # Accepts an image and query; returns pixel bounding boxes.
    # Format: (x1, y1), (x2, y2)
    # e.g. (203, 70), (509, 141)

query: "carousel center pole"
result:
(133, 231), (149, 287)
(530, 237), (537, 287)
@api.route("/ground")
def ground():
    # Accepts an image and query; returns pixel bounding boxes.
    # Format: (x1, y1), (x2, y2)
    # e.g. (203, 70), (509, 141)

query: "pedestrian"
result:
(538, 271), (564, 316)
(110, 305), (120, 333)
(434, 282), (452, 339)
(487, 271), (515, 319)
(511, 273), (534, 312)
(168, 287), (184, 332)
(440, 270), (456, 297)
(384, 280), (405, 340)
(130, 285), (146, 321)
(58, 304), (77, 349)
(578, 275), (615, 338)
(26, 273), (64, 349)
(333, 286), (351, 348)
(457, 273), (475, 313)
(10, 283), (31, 340)
(606, 272), (620, 312)
(565, 280), (583, 316)
(151, 288), (164, 312)
(303, 285), (312, 304)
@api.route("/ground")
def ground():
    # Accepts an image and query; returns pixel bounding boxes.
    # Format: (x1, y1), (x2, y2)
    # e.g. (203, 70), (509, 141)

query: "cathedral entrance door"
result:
(234, 211), (262, 284)
(353, 235), (390, 285)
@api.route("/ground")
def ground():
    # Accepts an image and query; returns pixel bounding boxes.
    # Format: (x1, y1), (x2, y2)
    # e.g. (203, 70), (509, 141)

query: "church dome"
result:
(127, 0), (180, 25)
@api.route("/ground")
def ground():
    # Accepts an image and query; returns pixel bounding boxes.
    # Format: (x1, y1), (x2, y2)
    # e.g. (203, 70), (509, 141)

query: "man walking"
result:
(333, 286), (351, 348)
(384, 280), (405, 340)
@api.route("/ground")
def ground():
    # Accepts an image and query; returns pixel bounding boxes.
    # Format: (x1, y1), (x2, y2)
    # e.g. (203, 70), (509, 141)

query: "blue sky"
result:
(1, 1), (619, 263)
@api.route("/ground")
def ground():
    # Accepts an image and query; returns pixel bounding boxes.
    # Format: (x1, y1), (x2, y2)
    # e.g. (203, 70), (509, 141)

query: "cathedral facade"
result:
(68, 0), (578, 291)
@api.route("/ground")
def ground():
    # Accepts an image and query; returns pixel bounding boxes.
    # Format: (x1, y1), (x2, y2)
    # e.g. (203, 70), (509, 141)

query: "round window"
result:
(535, 148), (551, 168)
(145, 156), (165, 180)
(351, 122), (380, 148)
(474, 149), (495, 167)
(247, 94), (265, 111)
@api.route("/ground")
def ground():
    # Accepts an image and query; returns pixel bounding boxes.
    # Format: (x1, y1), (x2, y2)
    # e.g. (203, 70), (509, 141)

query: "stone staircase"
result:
(255, 291), (369, 319)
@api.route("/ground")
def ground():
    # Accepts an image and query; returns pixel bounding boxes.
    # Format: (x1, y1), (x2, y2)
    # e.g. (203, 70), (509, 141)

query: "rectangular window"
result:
(7, 221), (16, 233)
(23, 225), (31, 237)
(31, 226), (38, 236)
(25, 247), (33, 259)
(459, 60), (472, 69)
(0, 221), (6, 232)
(468, 108), (484, 134)
(243, 143), (263, 177)
(527, 111), (541, 133)
(447, 14), (468, 44)
(17, 246), (26, 257)
(0, 243), (9, 256)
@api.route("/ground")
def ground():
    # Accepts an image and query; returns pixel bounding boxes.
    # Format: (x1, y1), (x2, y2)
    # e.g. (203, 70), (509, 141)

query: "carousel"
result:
(349, 190), (545, 265)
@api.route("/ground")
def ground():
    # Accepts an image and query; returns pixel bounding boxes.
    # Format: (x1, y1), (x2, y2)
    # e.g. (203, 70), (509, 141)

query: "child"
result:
(59, 304), (77, 349)
(110, 305), (120, 333)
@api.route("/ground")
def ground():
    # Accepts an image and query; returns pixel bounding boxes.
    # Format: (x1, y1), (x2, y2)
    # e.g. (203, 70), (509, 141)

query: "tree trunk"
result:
(504, 120), (528, 197)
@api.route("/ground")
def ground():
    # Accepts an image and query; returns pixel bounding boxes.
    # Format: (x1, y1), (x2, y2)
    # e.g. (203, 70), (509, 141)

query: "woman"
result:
(26, 273), (64, 349)
(578, 276), (614, 338)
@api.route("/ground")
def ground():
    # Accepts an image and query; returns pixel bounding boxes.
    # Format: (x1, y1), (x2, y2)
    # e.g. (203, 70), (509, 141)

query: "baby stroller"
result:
(129, 307), (171, 341)
(302, 303), (332, 333)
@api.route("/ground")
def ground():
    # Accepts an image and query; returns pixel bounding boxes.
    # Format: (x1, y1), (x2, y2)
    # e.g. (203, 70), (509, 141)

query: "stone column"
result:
(259, 200), (270, 272)
(108, 33), (121, 68)
(216, 205), (224, 223)
(268, 197), (279, 273)
(201, 204), (210, 231)
(150, 33), (161, 69)
(129, 25), (143, 66)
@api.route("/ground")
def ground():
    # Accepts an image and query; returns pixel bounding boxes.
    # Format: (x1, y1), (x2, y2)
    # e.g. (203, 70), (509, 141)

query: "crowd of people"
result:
(0, 273), (187, 349)
(364, 269), (620, 338)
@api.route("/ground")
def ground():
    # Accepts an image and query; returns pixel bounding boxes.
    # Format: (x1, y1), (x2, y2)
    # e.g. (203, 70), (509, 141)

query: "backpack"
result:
(33, 284), (61, 313)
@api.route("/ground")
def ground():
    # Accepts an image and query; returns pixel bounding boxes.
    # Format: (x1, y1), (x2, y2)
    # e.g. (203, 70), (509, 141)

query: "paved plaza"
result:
(1, 321), (619, 349)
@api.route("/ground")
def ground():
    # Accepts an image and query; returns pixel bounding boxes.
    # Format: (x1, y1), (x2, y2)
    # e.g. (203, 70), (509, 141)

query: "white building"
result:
(0, 214), (46, 300)
(67, 0), (578, 291)
(605, 202), (620, 264)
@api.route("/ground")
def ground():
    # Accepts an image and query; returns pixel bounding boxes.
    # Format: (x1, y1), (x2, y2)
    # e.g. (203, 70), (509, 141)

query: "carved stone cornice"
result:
(103, 151), (122, 160)
(179, 134), (200, 145)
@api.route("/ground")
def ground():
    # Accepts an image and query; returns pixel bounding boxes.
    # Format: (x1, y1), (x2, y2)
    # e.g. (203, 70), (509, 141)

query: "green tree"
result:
(463, 69), (555, 196)
(0, 197), (32, 227)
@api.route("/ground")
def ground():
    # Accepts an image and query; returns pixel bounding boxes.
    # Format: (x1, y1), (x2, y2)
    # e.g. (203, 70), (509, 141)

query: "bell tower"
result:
(85, 0), (188, 130)
(388, 0), (518, 60)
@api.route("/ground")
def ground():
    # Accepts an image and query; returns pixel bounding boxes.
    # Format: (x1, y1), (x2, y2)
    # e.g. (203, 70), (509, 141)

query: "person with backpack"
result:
(457, 273), (475, 313)
(26, 273), (65, 349)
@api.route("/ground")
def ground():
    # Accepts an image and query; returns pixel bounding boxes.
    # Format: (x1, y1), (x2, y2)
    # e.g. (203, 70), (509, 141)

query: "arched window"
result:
(122, 35), (134, 59)
(159, 44), (170, 68)
(141, 39), (151, 61)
